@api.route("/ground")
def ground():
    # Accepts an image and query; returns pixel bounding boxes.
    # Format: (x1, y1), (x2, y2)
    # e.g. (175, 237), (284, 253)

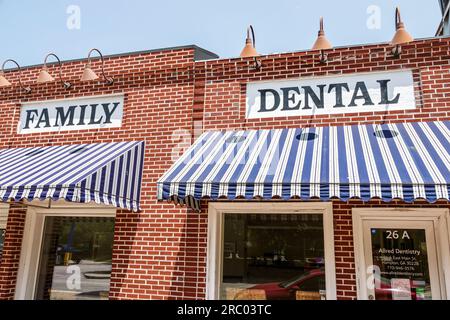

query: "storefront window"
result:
(221, 213), (325, 300)
(34, 216), (115, 300)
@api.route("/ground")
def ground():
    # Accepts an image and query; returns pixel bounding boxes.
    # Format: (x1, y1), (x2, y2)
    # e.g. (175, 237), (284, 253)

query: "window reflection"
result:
(221, 213), (325, 300)
(35, 216), (115, 300)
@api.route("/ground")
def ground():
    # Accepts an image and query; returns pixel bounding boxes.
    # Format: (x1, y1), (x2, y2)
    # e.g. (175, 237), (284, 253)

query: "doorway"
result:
(353, 208), (450, 300)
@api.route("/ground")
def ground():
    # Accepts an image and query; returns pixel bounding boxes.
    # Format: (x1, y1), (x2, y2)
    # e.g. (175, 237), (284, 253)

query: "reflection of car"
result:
(250, 268), (429, 300)
(249, 269), (325, 300)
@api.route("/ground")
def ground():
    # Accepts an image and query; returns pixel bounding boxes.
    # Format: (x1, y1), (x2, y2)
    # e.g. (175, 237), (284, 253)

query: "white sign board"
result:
(18, 94), (124, 134)
(246, 70), (415, 119)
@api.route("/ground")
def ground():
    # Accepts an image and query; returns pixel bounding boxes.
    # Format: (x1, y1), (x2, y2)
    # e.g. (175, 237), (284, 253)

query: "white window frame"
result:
(206, 201), (336, 300)
(0, 203), (9, 257)
(14, 201), (116, 300)
(0, 203), (9, 229)
(352, 208), (450, 300)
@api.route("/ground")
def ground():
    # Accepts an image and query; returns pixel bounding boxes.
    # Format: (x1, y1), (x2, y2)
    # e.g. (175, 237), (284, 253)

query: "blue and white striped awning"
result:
(158, 121), (450, 211)
(0, 141), (145, 212)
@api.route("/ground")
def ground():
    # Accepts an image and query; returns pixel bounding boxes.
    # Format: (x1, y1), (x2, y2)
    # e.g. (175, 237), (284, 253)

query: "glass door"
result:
(362, 220), (441, 300)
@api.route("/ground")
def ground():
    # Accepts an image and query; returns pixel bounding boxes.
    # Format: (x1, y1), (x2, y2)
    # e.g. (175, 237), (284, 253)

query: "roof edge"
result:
(200, 35), (450, 63)
(3, 45), (219, 71)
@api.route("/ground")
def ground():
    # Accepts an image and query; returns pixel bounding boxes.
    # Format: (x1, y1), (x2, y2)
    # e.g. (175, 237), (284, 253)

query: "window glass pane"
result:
(35, 216), (115, 300)
(221, 213), (325, 300)
(299, 275), (325, 292)
(370, 228), (432, 300)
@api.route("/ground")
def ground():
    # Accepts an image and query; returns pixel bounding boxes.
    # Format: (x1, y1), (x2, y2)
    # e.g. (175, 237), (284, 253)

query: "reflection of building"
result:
(0, 9), (450, 301)
(437, 0), (450, 35)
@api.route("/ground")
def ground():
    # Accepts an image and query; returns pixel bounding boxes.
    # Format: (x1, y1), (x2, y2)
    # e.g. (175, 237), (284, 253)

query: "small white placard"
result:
(390, 278), (412, 300)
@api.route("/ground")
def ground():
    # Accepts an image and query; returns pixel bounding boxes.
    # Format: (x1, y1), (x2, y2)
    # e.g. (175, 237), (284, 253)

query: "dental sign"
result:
(246, 70), (415, 119)
(18, 94), (124, 134)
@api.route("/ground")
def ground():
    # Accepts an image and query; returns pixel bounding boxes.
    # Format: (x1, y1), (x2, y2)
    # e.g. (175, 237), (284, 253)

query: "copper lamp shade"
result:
(81, 49), (113, 85)
(36, 53), (71, 89)
(312, 17), (332, 51)
(36, 68), (55, 83)
(391, 7), (413, 46)
(0, 73), (12, 87)
(81, 65), (100, 82)
(240, 25), (259, 58)
(240, 38), (258, 58)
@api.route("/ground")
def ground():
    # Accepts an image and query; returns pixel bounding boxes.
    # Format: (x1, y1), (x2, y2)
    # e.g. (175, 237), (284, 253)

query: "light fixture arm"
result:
(1, 59), (31, 93)
(319, 50), (328, 63)
(392, 45), (402, 57)
(87, 48), (114, 85)
(253, 57), (262, 70)
(318, 17), (328, 63)
(247, 25), (262, 70)
(392, 8), (402, 57)
(395, 7), (402, 29)
(391, 7), (411, 58)
(319, 17), (325, 35)
(43, 53), (71, 89)
(248, 25), (256, 49)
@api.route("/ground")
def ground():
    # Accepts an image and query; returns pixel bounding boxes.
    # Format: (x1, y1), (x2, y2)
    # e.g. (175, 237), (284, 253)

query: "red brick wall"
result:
(0, 47), (203, 299)
(110, 209), (207, 300)
(0, 37), (449, 300)
(195, 38), (450, 299)
(0, 204), (27, 299)
(199, 37), (450, 131)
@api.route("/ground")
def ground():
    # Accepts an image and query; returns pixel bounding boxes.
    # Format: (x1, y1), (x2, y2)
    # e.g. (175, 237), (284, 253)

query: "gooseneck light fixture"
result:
(391, 7), (413, 57)
(37, 53), (71, 89)
(239, 25), (261, 70)
(0, 59), (31, 93)
(311, 17), (332, 63)
(81, 48), (114, 85)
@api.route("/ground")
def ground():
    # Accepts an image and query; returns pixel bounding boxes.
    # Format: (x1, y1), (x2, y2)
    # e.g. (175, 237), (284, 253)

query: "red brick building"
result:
(0, 34), (449, 300)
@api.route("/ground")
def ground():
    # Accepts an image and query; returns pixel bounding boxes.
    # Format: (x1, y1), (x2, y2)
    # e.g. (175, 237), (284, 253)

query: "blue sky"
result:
(0, 0), (442, 67)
